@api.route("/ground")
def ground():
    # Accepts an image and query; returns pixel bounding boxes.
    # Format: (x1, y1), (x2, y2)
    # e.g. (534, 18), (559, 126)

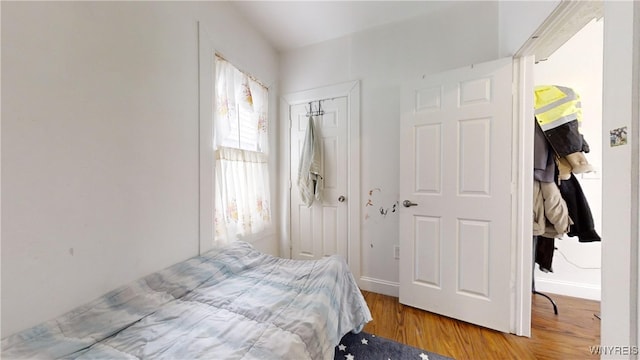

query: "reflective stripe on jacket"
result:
(534, 85), (585, 157)
(534, 85), (582, 131)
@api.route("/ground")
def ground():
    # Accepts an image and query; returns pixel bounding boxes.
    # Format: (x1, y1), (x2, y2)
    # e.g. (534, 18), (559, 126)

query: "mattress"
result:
(1, 241), (372, 359)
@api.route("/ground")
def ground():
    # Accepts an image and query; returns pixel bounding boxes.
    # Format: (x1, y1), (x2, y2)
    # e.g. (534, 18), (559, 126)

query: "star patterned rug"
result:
(334, 331), (454, 360)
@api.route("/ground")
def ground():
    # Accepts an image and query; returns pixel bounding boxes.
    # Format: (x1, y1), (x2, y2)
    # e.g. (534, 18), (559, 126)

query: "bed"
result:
(1, 241), (372, 359)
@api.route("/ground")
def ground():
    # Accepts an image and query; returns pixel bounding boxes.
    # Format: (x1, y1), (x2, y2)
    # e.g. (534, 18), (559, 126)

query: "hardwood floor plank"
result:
(361, 290), (600, 359)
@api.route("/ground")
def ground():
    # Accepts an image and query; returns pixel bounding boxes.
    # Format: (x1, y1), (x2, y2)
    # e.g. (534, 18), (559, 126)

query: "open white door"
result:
(399, 57), (514, 332)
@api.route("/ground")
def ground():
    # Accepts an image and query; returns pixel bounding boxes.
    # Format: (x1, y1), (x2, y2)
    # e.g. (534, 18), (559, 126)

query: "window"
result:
(214, 56), (270, 244)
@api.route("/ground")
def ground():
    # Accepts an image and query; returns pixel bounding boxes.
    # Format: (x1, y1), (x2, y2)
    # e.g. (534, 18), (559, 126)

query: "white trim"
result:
(359, 277), (399, 298)
(600, 1), (639, 353)
(281, 81), (361, 282)
(633, 0), (640, 349)
(534, 278), (601, 301)
(511, 55), (535, 337)
(637, 4), (640, 346)
(198, 22), (215, 255)
(515, 1), (602, 63)
(278, 96), (292, 259)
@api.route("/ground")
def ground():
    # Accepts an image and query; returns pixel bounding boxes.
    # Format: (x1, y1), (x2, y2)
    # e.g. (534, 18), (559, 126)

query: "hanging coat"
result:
(534, 120), (556, 183)
(535, 236), (556, 273)
(558, 173), (601, 242)
(297, 115), (323, 207)
(534, 85), (585, 157)
(533, 180), (571, 238)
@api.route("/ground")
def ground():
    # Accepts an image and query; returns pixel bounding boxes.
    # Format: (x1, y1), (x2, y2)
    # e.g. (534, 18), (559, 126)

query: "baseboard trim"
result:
(356, 276), (600, 301)
(358, 276), (400, 297)
(534, 278), (601, 301)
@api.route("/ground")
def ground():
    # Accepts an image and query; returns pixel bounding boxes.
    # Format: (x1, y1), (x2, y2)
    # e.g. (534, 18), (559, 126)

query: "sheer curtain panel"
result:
(214, 56), (270, 245)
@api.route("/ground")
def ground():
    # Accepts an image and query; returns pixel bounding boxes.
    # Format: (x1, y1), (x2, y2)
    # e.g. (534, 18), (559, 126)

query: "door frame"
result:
(511, 1), (605, 337)
(513, 1), (640, 347)
(280, 81), (361, 277)
(512, 1), (602, 337)
(511, 55), (535, 337)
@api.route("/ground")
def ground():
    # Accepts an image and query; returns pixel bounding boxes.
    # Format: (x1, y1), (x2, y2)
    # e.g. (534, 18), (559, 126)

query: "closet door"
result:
(290, 97), (348, 260)
(399, 57), (514, 333)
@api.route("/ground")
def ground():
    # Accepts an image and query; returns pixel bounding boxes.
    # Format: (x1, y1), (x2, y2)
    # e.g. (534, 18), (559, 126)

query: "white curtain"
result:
(214, 58), (268, 153)
(214, 147), (270, 243)
(214, 57), (270, 245)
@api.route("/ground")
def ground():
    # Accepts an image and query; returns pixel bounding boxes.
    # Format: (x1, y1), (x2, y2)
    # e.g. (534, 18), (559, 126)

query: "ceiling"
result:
(228, 1), (457, 52)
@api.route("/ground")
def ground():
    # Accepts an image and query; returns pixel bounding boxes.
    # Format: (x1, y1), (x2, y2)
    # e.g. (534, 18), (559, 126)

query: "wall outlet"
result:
(394, 245), (400, 259)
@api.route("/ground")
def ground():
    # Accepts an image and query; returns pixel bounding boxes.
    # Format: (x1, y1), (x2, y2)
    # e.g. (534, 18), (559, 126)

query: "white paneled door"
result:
(290, 97), (348, 260)
(399, 58), (514, 332)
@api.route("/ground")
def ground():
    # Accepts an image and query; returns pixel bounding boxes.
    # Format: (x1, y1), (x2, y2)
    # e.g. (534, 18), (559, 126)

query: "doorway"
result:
(289, 97), (349, 260)
(532, 17), (603, 303)
(281, 81), (363, 279)
(514, 1), (605, 340)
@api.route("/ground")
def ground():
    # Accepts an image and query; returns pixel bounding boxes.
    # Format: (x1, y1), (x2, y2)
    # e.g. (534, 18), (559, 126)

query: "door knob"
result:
(402, 200), (418, 207)
(338, 195), (346, 203)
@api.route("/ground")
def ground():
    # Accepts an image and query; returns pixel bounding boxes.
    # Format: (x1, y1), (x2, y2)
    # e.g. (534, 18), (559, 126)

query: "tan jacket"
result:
(533, 180), (572, 238)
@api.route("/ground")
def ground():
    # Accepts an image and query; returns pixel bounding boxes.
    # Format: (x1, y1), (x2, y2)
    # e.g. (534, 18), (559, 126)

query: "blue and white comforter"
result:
(1, 242), (372, 359)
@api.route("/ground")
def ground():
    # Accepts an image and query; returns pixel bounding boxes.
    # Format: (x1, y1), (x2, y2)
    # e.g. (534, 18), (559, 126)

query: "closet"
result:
(531, 18), (603, 311)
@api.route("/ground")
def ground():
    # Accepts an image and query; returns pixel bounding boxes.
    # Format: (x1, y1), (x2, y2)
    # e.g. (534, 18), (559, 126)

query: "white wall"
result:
(533, 18), (603, 300)
(600, 0), (640, 355)
(280, 1), (560, 295)
(498, 0), (560, 57)
(1, 1), (279, 336)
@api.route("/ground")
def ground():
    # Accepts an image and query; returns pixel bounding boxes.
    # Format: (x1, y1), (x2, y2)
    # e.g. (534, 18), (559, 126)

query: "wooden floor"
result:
(361, 290), (600, 360)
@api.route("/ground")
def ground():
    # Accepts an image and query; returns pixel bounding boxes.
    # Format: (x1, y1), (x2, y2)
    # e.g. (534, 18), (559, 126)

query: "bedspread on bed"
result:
(1, 241), (372, 360)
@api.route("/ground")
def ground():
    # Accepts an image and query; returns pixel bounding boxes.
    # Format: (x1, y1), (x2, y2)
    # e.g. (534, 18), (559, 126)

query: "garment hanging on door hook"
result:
(297, 114), (323, 207)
